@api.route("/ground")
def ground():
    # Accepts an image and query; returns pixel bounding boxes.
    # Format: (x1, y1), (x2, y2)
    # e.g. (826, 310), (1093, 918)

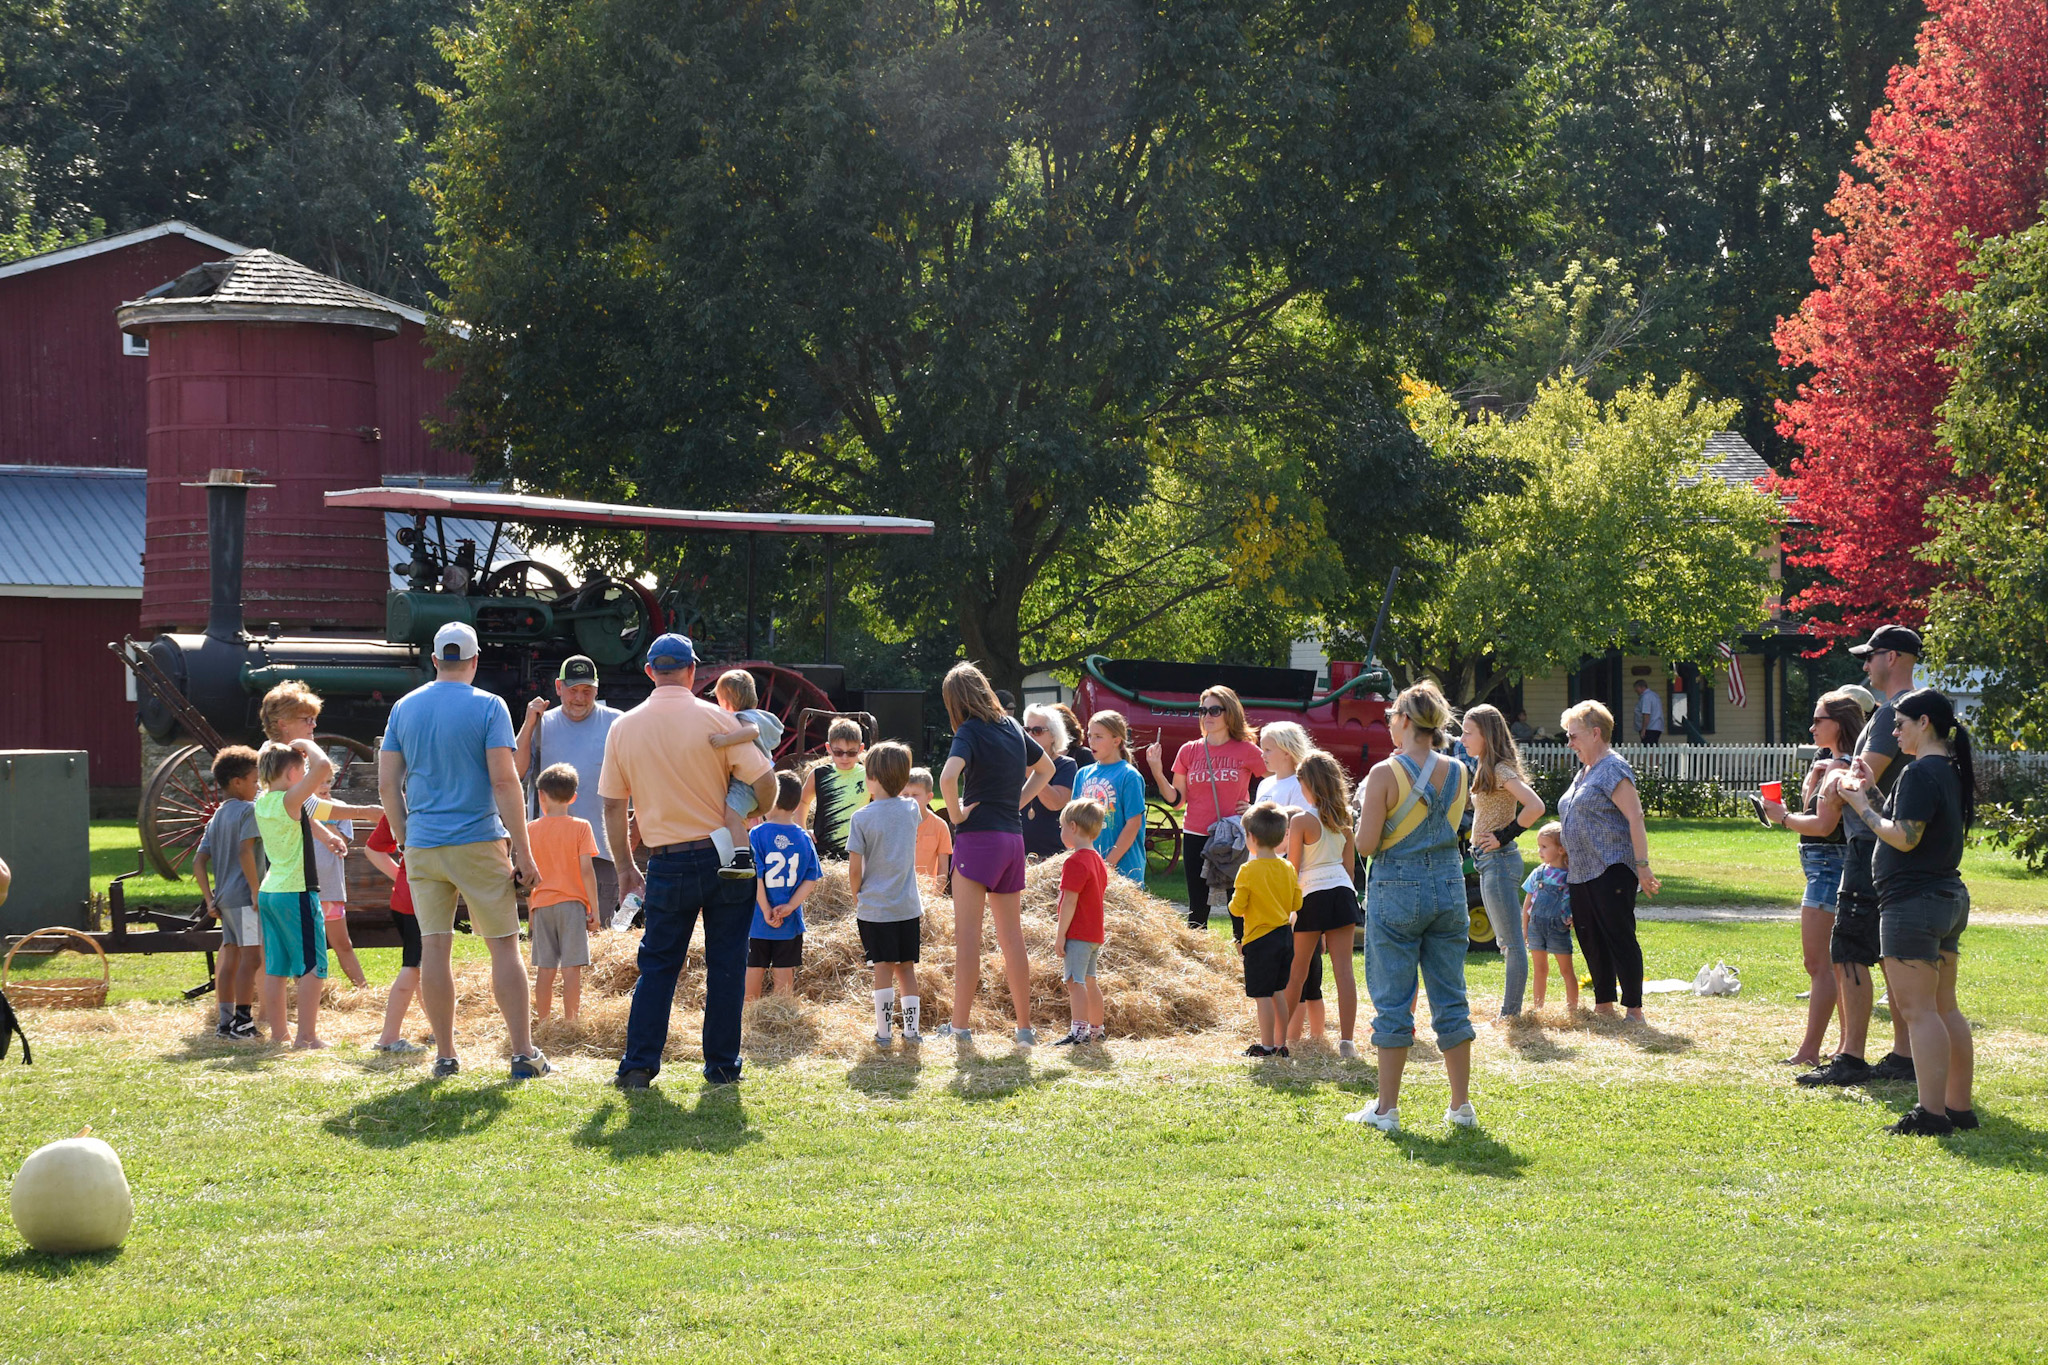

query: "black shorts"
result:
(393, 910), (422, 970)
(747, 934), (804, 970)
(857, 917), (921, 965)
(1831, 894), (1881, 967)
(1242, 928), (1294, 999)
(1297, 886), (1359, 934)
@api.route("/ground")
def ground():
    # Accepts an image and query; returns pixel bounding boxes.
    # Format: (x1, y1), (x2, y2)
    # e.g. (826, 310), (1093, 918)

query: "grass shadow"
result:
(847, 1048), (923, 1100)
(1247, 1056), (1377, 1099)
(2, 1247), (123, 1279)
(1064, 1040), (1115, 1072)
(572, 1083), (761, 1160)
(323, 1077), (513, 1147)
(947, 1043), (1064, 1101)
(1391, 1127), (1530, 1179)
(1582, 1012), (1695, 1054)
(1945, 1112), (2048, 1173)
(156, 1037), (282, 1072)
(1500, 1026), (1581, 1063)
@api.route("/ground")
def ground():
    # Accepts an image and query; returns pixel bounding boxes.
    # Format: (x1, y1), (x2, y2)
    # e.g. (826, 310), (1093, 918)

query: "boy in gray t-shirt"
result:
(845, 742), (925, 1044)
(192, 747), (265, 1039)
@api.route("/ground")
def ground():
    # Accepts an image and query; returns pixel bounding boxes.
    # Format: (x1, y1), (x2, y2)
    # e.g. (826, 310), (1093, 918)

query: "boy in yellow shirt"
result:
(1230, 802), (1302, 1058)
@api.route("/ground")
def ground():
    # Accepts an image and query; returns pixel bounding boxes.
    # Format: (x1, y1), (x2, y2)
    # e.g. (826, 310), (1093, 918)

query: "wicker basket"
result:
(2, 926), (111, 1009)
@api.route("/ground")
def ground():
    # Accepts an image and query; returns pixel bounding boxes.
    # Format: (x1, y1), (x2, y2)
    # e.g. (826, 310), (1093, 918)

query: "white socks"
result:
(872, 988), (896, 1035)
(901, 995), (921, 1035)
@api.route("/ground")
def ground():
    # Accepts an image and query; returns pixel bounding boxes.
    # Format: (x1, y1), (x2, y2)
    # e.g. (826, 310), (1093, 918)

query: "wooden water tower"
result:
(117, 251), (401, 634)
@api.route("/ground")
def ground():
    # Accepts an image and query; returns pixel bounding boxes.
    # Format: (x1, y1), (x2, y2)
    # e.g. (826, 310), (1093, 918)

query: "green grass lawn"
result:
(5, 915), (2048, 1362)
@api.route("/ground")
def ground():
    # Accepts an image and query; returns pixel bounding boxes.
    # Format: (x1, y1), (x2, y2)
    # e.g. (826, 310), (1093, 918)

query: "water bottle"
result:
(611, 891), (644, 932)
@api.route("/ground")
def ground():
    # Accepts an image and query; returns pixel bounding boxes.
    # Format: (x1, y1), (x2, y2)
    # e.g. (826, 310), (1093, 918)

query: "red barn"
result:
(0, 221), (472, 798)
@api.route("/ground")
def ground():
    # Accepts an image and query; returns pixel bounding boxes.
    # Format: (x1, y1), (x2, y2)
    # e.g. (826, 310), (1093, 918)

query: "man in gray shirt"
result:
(845, 743), (926, 1043)
(1800, 624), (1920, 1089)
(516, 655), (624, 920)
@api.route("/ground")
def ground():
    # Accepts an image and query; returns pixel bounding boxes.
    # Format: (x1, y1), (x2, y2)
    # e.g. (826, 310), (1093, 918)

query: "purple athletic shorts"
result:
(952, 830), (1028, 894)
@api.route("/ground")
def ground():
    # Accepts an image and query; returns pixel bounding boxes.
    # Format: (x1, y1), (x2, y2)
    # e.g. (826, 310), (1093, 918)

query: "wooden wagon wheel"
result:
(140, 733), (375, 880)
(693, 663), (835, 764)
(1144, 800), (1182, 875)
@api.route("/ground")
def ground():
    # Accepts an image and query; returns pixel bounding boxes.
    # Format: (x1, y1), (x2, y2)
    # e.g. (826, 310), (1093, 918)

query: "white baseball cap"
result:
(433, 622), (480, 661)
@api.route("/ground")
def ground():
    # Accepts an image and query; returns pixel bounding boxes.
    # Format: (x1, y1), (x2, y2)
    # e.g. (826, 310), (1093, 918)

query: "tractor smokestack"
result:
(185, 469), (269, 644)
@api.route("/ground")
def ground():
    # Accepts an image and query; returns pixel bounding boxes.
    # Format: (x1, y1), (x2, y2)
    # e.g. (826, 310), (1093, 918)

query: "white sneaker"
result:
(1446, 1102), (1478, 1128)
(1338, 1040), (1358, 1059)
(1344, 1104), (1399, 1133)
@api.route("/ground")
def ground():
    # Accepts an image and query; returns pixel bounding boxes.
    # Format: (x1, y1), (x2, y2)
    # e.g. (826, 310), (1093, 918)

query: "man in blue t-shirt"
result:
(380, 622), (549, 1081)
(745, 771), (823, 1001)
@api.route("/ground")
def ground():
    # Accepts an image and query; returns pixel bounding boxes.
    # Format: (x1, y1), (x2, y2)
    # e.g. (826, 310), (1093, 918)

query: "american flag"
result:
(1716, 642), (1747, 707)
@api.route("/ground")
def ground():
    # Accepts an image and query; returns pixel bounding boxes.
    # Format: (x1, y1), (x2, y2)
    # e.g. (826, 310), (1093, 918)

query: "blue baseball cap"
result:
(645, 632), (699, 671)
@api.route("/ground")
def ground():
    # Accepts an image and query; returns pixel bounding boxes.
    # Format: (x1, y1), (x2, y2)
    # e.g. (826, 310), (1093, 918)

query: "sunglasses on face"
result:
(1196, 705), (1227, 717)
(1024, 725), (1048, 736)
(829, 746), (861, 757)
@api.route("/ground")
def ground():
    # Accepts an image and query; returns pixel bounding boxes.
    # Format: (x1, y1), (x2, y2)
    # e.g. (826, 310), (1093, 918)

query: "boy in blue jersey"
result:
(747, 772), (823, 1001)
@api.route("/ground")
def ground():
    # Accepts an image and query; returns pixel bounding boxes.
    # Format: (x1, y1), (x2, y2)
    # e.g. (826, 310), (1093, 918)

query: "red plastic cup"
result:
(1759, 780), (1783, 803)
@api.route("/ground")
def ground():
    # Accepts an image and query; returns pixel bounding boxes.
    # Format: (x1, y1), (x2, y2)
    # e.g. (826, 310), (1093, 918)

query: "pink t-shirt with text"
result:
(1172, 739), (1265, 835)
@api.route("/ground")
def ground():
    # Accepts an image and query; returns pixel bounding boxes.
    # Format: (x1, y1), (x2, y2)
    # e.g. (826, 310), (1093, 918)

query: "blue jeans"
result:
(1474, 845), (1528, 1016)
(620, 846), (753, 1083)
(1365, 844), (1476, 1052)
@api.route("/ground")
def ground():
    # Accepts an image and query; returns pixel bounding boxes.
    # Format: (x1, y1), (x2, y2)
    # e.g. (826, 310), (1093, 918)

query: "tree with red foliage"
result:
(1772, 0), (2048, 639)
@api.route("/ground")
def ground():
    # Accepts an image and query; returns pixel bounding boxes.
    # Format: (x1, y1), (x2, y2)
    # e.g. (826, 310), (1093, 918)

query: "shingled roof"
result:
(1680, 431), (1773, 489)
(117, 249), (404, 336)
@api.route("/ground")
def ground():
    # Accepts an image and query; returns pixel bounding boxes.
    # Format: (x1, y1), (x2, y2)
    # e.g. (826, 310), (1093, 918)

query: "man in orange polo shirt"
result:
(601, 633), (776, 1089)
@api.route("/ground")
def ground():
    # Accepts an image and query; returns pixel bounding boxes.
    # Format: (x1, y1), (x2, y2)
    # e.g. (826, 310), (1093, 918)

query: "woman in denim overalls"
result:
(1345, 682), (1478, 1133)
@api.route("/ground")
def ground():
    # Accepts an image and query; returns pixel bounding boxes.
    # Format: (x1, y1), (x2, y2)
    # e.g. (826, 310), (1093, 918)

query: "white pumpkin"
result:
(9, 1137), (134, 1253)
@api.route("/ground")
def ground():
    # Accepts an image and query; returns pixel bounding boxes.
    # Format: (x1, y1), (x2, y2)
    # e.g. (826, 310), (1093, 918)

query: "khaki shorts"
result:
(405, 841), (521, 940)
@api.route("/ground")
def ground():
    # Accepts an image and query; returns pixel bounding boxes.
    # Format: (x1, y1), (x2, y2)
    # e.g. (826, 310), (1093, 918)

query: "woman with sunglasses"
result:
(1759, 689), (1869, 1066)
(1019, 705), (1080, 861)
(1556, 700), (1659, 1020)
(1837, 688), (1978, 1135)
(937, 663), (1058, 1046)
(1145, 688), (1265, 931)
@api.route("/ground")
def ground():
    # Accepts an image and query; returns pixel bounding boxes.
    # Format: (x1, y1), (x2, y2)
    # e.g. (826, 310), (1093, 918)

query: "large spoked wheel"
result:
(480, 558), (573, 602)
(139, 734), (375, 879)
(570, 575), (658, 667)
(693, 663), (835, 764)
(1145, 801), (1182, 875)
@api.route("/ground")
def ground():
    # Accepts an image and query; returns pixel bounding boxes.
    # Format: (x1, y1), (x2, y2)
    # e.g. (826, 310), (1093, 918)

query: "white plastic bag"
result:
(1692, 960), (1741, 996)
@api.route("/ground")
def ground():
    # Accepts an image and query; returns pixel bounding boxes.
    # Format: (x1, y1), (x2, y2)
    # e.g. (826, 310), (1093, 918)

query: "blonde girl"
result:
(1462, 703), (1546, 1017)
(938, 662), (1057, 1045)
(1279, 751), (1361, 1056)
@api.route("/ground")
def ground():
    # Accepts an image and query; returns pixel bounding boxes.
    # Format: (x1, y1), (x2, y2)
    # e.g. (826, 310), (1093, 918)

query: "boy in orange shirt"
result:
(907, 767), (953, 889)
(529, 763), (602, 1022)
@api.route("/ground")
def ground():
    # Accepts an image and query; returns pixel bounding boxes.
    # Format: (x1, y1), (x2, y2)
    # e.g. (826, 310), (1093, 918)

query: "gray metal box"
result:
(0, 750), (92, 937)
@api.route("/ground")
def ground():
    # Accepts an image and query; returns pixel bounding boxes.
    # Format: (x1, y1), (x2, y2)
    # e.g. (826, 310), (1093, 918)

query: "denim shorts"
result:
(1527, 915), (1574, 956)
(1063, 938), (1102, 983)
(1799, 842), (1846, 911)
(1364, 848), (1475, 1052)
(1880, 883), (1969, 964)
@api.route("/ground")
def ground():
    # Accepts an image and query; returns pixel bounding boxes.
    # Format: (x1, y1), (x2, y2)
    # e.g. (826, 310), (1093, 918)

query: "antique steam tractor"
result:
(121, 475), (933, 882)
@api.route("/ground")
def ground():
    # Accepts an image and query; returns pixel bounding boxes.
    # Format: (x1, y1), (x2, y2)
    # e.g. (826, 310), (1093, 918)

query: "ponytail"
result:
(1951, 722), (1976, 831)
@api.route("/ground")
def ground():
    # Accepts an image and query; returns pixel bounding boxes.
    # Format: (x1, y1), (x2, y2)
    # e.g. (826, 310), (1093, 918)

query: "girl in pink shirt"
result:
(1144, 686), (1265, 930)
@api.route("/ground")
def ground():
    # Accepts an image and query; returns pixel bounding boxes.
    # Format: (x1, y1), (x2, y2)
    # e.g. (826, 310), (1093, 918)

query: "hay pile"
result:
(324, 853), (1245, 1060)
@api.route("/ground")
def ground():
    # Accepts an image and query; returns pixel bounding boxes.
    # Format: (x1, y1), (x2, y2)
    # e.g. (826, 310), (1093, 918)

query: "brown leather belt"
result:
(646, 838), (716, 856)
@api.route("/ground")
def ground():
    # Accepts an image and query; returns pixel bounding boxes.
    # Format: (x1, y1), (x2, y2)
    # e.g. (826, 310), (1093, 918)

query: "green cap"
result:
(557, 655), (599, 684)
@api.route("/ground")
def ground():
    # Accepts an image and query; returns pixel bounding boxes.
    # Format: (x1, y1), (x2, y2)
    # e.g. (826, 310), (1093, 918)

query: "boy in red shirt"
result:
(1053, 799), (1110, 1046)
(363, 813), (426, 1053)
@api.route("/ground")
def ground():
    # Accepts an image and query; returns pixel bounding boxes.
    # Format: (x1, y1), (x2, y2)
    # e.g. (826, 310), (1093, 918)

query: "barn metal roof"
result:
(1683, 431), (1773, 488)
(0, 220), (248, 283)
(328, 486), (935, 536)
(0, 465), (145, 597)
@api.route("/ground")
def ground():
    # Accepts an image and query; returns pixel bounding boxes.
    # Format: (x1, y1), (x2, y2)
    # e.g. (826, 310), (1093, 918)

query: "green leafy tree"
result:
(0, 0), (458, 302)
(1926, 216), (2048, 750)
(428, 0), (1541, 695)
(1351, 377), (1781, 706)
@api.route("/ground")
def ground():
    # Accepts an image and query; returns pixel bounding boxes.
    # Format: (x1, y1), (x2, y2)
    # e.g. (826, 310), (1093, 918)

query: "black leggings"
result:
(393, 910), (422, 970)
(1183, 831), (1211, 927)
(1569, 862), (1644, 1008)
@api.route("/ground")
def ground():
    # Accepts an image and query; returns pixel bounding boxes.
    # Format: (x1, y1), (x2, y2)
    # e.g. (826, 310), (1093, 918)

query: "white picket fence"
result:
(1520, 742), (2048, 788)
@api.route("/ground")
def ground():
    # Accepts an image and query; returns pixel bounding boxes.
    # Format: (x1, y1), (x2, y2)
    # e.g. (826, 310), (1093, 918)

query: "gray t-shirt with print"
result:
(847, 796), (923, 923)
(1840, 691), (1906, 841)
